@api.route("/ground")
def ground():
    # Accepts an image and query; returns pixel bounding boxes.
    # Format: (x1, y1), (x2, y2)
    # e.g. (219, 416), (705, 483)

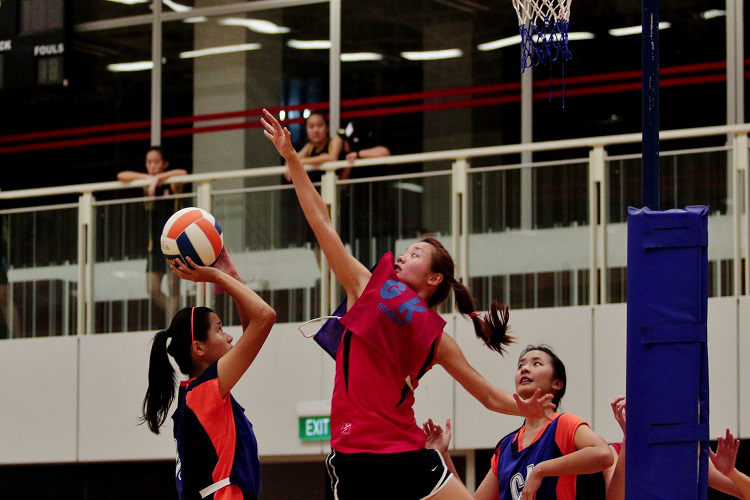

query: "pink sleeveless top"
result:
(331, 253), (446, 453)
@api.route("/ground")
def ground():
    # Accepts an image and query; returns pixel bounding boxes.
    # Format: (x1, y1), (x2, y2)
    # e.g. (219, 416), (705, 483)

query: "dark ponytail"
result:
(422, 236), (514, 355)
(141, 306), (213, 434)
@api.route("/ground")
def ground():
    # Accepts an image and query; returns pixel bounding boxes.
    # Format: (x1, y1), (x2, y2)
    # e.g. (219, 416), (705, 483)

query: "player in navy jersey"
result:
(141, 250), (276, 500)
(426, 345), (613, 499)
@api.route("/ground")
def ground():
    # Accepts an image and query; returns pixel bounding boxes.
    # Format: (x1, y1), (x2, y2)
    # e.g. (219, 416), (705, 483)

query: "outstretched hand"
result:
(514, 389), (556, 420)
(169, 256), (219, 284)
(260, 109), (297, 160)
(422, 418), (451, 453)
(710, 428), (740, 475)
(611, 396), (626, 435)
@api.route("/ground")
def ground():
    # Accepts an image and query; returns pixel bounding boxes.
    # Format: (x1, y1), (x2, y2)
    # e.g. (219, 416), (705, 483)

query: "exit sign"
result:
(299, 416), (330, 441)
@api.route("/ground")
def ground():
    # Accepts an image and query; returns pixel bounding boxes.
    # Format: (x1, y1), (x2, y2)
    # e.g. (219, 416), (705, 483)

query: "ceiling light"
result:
(183, 17), (207, 23)
(219, 18), (290, 34)
(700, 9), (725, 20)
(163, 0), (191, 12)
(179, 43), (262, 59)
(608, 22), (671, 37)
(287, 39), (331, 50)
(393, 182), (424, 193)
(279, 110), (286, 121)
(478, 35), (522, 51)
(401, 49), (463, 61)
(107, 61), (153, 72)
(531, 31), (595, 42)
(105, 0), (147, 4)
(340, 52), (383, 62)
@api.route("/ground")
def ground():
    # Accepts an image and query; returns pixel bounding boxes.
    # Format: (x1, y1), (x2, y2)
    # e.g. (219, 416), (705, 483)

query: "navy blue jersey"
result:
(172, 362), (260, 500)
(493, 413), (586, 500)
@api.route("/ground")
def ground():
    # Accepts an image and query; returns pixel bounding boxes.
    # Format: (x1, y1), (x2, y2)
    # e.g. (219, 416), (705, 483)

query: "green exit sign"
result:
(299, 416), (330, 441)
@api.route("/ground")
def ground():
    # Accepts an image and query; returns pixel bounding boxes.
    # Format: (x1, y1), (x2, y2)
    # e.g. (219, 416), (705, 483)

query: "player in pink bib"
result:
(262, 110), (555, 500)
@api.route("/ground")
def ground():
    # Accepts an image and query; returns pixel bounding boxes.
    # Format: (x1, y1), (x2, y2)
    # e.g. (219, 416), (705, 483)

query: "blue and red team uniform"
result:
(491, 413), (587, 500)
(172, 362), (260, 500)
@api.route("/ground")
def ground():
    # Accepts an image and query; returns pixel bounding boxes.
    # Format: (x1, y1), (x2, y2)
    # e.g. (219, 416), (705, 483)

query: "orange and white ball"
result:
(160, 207), (223, 267)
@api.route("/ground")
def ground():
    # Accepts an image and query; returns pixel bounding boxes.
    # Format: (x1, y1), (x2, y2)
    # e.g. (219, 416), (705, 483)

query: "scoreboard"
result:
(0, 0), (69, 90)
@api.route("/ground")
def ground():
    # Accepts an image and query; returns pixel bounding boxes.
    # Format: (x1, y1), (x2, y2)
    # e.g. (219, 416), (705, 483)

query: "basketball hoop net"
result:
(511, 0), (573, 71)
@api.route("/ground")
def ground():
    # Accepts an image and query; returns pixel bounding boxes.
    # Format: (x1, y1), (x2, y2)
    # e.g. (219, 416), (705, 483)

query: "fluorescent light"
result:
(107, 61), (153, 72)
(219, 18), (290, 34)
(279, 110), (286, 121)
(531, 31), (595, 42)
(701, 9), (725, 20)
(302, 109), (311, 118)
(478, 35), (522, 51)
(341, 52), (383, 62)
(183, 16), (207, 23)
(105, 0), (147, 4)
(287, 39), (331, 50)
(401, 49), (463, 61)
(179, 43), (262, 59)
(163, 0), (191, 12)
(608, 22), (671, 37)
(393, 182), (424, 193)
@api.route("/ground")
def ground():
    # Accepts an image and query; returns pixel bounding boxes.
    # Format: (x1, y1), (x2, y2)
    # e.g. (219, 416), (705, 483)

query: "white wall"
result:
(0, 298), (744, 465)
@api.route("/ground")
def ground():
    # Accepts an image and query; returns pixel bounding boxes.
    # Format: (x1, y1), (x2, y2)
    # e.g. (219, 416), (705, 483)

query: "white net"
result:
(511, 0), (572, 26)
(510, 0), (573, 72)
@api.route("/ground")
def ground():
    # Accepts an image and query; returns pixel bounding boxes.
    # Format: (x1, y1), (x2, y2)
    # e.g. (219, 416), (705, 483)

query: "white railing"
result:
(0, 123), (747, 337)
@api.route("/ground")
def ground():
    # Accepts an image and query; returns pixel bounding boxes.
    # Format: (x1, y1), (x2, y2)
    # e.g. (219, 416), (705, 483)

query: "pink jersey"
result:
(331, 253), (446, 453)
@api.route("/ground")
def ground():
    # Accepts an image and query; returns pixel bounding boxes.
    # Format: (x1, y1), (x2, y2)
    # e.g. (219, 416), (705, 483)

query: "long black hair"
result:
(141, 306), (213, 434)
(520, 344), (567, 407)
(422, 236), (514, 355)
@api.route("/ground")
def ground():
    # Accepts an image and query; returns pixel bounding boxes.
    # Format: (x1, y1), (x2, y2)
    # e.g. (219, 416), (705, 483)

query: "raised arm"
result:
(261, 109), (370, 303)
(171, 255), (276, 398)
(435, 333), (554, 417)
(710, 429), (749, 499)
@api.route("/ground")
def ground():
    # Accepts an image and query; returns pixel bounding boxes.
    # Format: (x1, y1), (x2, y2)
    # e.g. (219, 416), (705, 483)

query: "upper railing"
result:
(0, 123), (747, 338)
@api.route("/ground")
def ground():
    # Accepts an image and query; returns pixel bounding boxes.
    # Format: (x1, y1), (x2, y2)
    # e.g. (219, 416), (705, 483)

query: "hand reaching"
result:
(212, 249), (242, 283)
(514, 389), (556, 420)
(261, 109), (297, 160)
(611, 396), (626, 436)
(422, 418), (451, 453)
(710, 428), (740, 476)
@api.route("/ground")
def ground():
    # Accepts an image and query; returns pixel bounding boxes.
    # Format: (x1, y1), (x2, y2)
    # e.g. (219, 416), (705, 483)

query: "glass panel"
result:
(534, 0), (725, 141)
(0, 25), (151, 191)
(211, 186), (321, 324)
(1, 207), (78, 338)
(338, 166), (453, 270)
(342, 0), (523, 153)
(93, 193), (196, 333)
(605, 147), (731, 302)
(161, 4), (330, 177)
(468, 161), (590, 310)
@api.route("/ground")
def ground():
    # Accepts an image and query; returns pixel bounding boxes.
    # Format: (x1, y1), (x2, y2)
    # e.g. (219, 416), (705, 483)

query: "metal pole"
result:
(642, 0), (660, 209)
(328, 0), (341, 132)
(151, 0), (162, 146)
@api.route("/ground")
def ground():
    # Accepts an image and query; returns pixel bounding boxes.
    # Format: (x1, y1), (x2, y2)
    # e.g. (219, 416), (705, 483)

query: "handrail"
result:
(1, 122), (748, 201)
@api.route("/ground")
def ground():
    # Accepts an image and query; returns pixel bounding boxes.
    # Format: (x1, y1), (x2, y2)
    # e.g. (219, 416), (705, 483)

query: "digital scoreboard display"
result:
(0, 0), (68, 90)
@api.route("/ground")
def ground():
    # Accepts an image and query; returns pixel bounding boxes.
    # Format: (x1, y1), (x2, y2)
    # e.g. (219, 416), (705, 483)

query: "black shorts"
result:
(325, 448), (452, 500)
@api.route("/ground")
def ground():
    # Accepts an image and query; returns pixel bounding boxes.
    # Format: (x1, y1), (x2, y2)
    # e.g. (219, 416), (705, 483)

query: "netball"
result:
(160, 207), (223, 267)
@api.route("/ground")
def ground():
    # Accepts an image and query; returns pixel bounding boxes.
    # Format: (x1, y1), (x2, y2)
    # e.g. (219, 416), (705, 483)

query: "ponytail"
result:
(141, 329), (176, 434)
(421, 235), (514, 355)
(454, 283), (514, 355)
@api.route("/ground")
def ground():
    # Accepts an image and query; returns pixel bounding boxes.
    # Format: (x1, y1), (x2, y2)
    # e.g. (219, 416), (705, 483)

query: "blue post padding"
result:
(313, 299), (347, 359)
(626, 206), (709, 500)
